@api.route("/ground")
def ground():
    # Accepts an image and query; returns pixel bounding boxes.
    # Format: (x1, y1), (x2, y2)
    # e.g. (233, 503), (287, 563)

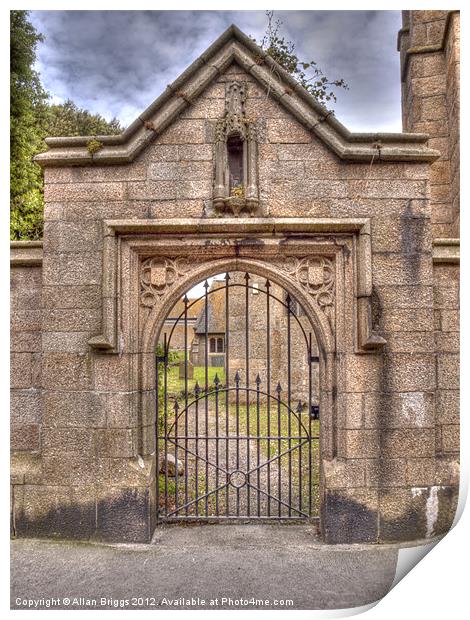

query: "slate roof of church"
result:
(194, 279), (226, 335)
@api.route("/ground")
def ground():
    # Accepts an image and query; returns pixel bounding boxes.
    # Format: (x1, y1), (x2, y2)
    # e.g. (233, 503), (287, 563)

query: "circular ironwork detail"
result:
(229, 470), (247, 489)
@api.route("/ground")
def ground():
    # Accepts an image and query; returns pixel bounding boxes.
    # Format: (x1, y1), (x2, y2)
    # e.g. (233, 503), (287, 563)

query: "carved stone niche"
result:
(213, 81), (260, 217)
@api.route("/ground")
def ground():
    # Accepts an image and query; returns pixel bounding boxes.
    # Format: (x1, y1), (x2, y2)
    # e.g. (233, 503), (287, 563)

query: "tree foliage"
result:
(10, 10), (49, 240)
(46, 99), (122, 138)
(254, 11), (348, 107)
(10, 11), (122, 240)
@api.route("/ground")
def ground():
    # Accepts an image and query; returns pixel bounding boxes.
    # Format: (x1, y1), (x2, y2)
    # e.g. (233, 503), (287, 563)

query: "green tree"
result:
(46, 99), (122, 138)
(10, 12), (124, 240)
(254, 11), (348, 106)
(10, 10), (49, 240)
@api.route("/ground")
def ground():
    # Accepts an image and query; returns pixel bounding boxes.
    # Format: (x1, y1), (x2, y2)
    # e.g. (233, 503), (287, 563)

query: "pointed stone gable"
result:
(35, 25), (439, 168)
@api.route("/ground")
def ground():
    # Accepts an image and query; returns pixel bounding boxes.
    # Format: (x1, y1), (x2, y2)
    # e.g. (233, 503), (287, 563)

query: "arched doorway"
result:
(155, 270), (321, 522)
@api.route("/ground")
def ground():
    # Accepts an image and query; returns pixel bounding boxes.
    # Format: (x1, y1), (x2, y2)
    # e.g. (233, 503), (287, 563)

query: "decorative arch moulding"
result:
(88, 217), (385, 355)
(34, 25), (439, 168)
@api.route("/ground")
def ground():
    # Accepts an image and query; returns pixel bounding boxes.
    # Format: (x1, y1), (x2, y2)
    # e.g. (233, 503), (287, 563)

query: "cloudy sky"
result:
(30, 10), (403, 133)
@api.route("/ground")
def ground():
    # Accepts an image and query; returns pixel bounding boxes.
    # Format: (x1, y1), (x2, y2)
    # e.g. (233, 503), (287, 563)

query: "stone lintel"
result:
(90, 217), (383, 355)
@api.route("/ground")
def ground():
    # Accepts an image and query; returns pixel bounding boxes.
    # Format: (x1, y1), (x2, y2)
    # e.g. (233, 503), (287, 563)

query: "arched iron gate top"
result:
(162, 272), (314, 357)
(156, 270), (320, 522)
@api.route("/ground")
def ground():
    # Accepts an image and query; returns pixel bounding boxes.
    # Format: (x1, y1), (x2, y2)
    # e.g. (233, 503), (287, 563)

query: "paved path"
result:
(11, 525), (398, 610)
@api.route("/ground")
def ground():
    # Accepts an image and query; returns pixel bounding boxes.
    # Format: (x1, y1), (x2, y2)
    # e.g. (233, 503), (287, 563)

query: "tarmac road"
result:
(11, 524), (398, 610)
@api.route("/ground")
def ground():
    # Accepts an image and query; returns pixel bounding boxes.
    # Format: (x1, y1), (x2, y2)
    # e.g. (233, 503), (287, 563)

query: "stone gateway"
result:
(10, 12), (459, 544)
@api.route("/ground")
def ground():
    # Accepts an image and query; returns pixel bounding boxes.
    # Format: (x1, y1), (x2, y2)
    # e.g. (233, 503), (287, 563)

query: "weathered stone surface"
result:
(43, 391), (106, 428)
(96, 488), (153, 543)
(94, 429), (137, 458)
(42, 353), (92, 390)
(11, 390), (42, 425)
(105, 392), (140, 428)
(364, 391), (434, 429)
(435, 389), (459, 424)
(381, 429), (435, 458)
(11, 353), (33, 389)
(11, 425), (40, 452)
(43, 309), (101, 333)
(12, 485), (96, 539)
(158, 119), (205, 144)
(406, 458), (435, 486)
(382, 354), (436, 392)
(43, 252), (102, 286)
(10, 331), (42, 353)
(383, 332), (435, 353)
(43, 221), (102, 252)
(42, 454), (101, 485)
(323, 489), (378, 544)
(42, 285), (101, 309)
(441, 424), (459, 453)
(43, 428), (92, 456)
(365, 459), (407, 488)
(437, 354), (459, 389)
(378, 488), (428, 542)
(44, 182), (126, 203)
(338, 429), (380, 459)
(339, 354), (383, 393)
(93, 354), (134, 391)
(337, 393), (363, 429)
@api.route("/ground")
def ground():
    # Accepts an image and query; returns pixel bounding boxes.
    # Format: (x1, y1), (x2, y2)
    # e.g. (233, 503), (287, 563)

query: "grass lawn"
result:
(164, 361), (226, 398)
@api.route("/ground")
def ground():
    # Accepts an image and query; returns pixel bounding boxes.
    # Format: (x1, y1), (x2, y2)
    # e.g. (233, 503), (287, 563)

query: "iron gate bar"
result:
(164, 332), (169, 517)
(224, 273), (230, 517)
(235, 371), (240, 516)
(204, 280), (209, 516)
(157, 271), (320, 523)
(215, 373), (220, 515)
(256, 373), (261, 516)
(195, 381), (200, 515)
(287, 294), (292, 516)
(183, 294), (189, 515)
(164, 282), (313, 353)
(276, 382), (282, 517)
(297, 400), (303, 515)
(266, 279), (271, 516)
(167, 387), (312, 437)
(244, 273), (250, 516)
(309, 332), (313, 516)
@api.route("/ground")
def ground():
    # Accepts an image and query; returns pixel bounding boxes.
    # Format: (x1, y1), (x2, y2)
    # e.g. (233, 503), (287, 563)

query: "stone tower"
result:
(399, 8), (460, 521)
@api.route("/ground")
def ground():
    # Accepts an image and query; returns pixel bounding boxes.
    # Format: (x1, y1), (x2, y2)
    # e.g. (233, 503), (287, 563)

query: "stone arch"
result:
(141, 257), (335, 357)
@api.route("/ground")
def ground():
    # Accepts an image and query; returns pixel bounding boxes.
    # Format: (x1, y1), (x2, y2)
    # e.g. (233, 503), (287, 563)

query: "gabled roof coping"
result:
(35, 24), (440, 167)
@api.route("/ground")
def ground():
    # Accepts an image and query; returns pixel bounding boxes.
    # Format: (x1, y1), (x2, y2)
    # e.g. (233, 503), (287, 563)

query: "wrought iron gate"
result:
(156, 272), (320, 522)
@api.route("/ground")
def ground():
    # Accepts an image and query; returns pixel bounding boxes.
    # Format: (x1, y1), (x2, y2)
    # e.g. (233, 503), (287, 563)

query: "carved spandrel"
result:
(139, 252), (336, 336)
(140, 257), (191, 308)
(271, 256), (336, 332)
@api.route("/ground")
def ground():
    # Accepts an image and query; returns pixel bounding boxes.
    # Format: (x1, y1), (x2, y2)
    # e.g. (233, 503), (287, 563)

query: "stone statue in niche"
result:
(213, 81), (260, 217)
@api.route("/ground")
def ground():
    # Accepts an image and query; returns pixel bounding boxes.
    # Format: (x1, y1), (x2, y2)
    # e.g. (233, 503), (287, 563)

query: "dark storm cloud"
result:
(30, 10), (402, 132)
